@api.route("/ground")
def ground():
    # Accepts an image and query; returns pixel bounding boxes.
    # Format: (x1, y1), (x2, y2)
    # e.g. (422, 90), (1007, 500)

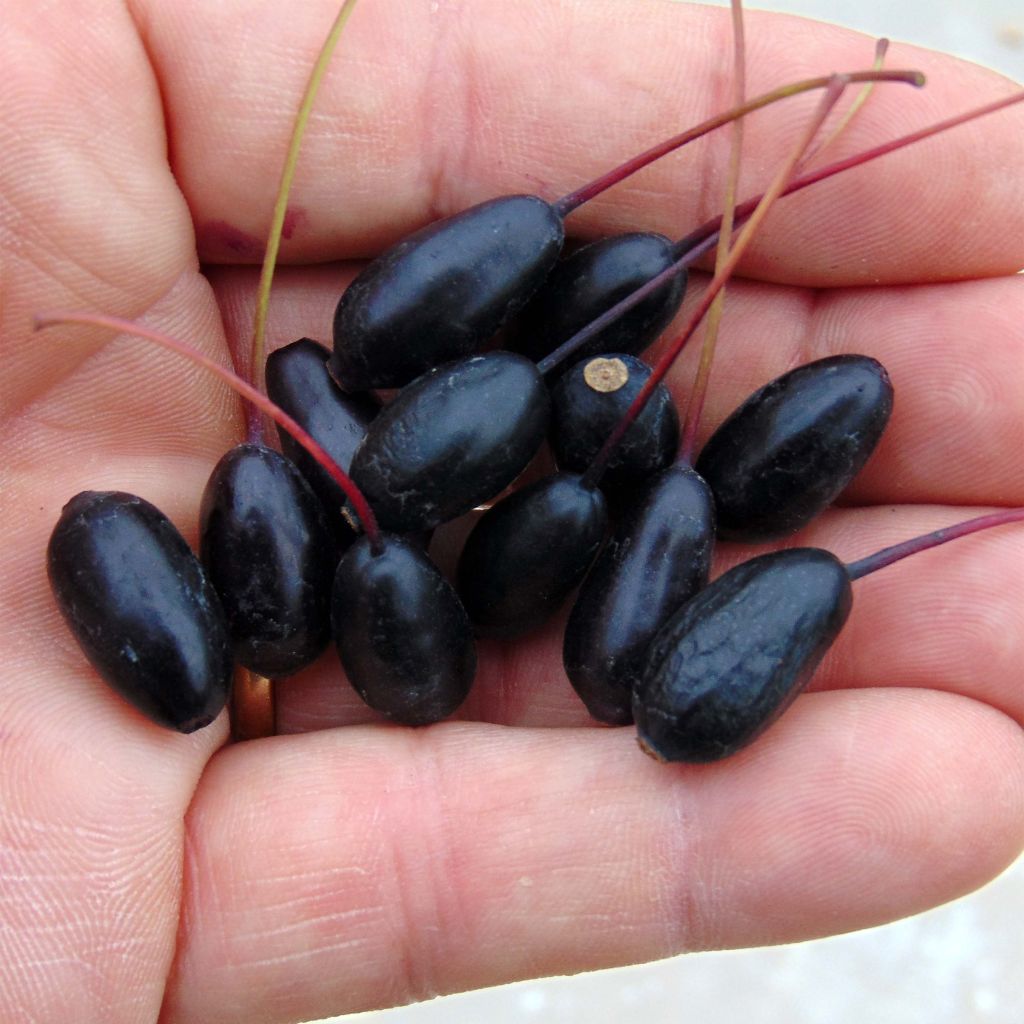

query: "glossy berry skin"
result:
(507, 232), (687, 367)
(265, 338), (380, 545)
(47, 491), (232, 734)
(200, 443), (335, 678)
(549, 354), (680, 497)
(350, 351), (551, 533)
(332, 534), (476, 725)
(635, 548), (852, 763)
(330, 195), (564, 390)
(457, 473), (607, 637)
(563, 465), (714, 725)
(695, 355), (893, 541)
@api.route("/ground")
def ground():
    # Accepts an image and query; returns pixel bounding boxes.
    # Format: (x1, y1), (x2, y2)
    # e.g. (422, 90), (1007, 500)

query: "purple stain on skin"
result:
(282, 206), (307, 240)
(201, 220), (263, 261)
(200, 207), (306, 261)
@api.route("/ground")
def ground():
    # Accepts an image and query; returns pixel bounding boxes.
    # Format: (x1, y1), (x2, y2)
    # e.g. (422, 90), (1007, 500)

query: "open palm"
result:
(2, 2), (1022, 1022)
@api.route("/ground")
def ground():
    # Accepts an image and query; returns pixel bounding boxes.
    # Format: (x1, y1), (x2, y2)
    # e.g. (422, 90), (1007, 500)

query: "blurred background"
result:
(321, 2), (1023, 1021)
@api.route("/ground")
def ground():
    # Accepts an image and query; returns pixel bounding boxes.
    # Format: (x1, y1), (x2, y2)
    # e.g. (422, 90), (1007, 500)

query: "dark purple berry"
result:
(457, 472), (607, 637)
(199, 443), (336, 678)
(48, 491), (232, 733)
(332, 534), (476, 725)
(695, 355), (893, 541)
(635, 548), (852, 762)
(564, 464), (713, 725)
(350, 352), (550, 533)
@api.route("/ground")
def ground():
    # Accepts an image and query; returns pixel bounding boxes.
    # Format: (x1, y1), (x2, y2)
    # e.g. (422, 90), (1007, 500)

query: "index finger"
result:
(133, 0), (1024, 283)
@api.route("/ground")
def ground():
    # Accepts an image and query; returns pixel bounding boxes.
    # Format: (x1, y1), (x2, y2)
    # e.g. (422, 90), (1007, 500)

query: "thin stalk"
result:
(553, 67), (923, 217)
(680, 89), (1024, 256)
(846, 508), (1024, 581)
(581, 76), (849, 491)
(33, 311), (383, 552)
(677, 0), (746, 463)
(537, 88), (1024, 379)
(802, 37), (889, 168)
(251, 0), (361, 394)
(535, 229), (719, 375)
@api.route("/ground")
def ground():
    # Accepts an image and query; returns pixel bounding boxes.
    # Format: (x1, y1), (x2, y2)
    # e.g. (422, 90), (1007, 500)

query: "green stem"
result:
(250, 0), (361, 396)
(677, 0), (747, 464)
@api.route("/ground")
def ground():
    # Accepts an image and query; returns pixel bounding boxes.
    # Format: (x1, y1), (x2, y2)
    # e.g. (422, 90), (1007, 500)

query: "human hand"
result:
(2, 2), (1022, 1022)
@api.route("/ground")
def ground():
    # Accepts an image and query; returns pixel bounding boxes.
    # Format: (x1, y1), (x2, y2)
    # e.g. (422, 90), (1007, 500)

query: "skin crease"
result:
(0, 1), (1023, 1022)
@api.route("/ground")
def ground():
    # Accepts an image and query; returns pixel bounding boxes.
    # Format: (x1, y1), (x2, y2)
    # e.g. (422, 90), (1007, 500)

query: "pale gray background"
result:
(319, 2), (1024, 1021)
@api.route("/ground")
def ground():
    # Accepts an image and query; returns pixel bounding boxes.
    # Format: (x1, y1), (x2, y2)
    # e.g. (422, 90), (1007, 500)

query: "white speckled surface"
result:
(317, 2), (1024, 1021)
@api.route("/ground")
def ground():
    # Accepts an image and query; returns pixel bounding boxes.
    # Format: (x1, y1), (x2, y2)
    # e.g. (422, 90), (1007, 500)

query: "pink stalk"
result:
(33, 311), (383, 552)
(846, 509), (1024, 581)
(537, 88), (1024, 379)
(580, 75), (850, 490)
(682, 89), (1024, 255)
(552, 69), (923, 217)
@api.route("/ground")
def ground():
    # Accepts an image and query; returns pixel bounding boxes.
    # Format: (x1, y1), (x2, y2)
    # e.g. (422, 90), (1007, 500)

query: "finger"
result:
(135, 0), (1024, 282)
(1, 3), (234, 1020)
(0, 0), (199, 417)
(2, 0), (239, 598)
(0, 277), (238, 1023)
(161, 696), (1024, 1023)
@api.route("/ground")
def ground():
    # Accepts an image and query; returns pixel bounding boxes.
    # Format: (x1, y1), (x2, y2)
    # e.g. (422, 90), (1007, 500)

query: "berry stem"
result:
(677, 89), (1024, 259)
(537, 88), (1024, 379)
(553, 68), (923, 217)
(801, 37), (889, 168)
(581, 75), (849, 491)
(251, 0), (361, 393)
(535, 232), (719, 376)
(677, 0), (747, 464)
(846, 508), (1024, 581)
(33, 311), (383, 552)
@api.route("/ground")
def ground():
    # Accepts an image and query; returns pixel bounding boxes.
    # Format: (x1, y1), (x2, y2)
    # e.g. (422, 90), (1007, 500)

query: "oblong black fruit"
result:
(331, 195), (564, 390)
(47, 491), (232, 733)
(350, 352), (551, 533)
(695, 355), (893, 541)
(457, 472), (607, 637)
(635, 548), (852, 762)
(507, 232), (687, 366)
(200, 443), (335, 678)
(563, 465), (714, 725)
(265, 338), (380, 545)
(549, 354), (679, 496)
(332, 534), (476, 725)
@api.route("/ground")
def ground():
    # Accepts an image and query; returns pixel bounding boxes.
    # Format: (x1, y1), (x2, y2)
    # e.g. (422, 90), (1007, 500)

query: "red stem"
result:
(676, 89), (1024, 259)
(33, 311), (383, 553)
(535, 231), (720, 375)
(846, 508), (1024, 581)
(580, 76), (849, 490)
(552, 68), (923, 217)
(537, 88), (1024, 379)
